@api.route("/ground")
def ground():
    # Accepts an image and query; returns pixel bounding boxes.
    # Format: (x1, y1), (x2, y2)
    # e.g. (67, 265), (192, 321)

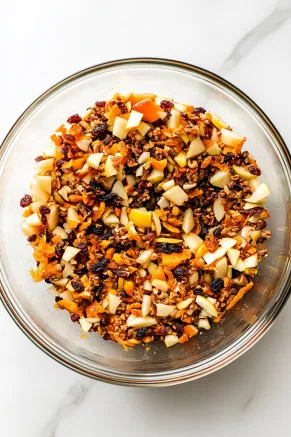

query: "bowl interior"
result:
(1, 60), (290, 384)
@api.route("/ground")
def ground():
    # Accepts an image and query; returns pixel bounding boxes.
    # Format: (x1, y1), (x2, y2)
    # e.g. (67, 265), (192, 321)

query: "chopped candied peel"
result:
(20, 92), (271, 349)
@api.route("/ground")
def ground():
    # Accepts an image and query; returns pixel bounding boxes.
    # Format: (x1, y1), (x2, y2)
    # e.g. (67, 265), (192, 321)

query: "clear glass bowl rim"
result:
(1, 57), (291, 386)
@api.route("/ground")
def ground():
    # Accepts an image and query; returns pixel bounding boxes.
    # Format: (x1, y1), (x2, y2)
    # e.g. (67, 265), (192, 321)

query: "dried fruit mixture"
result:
(20, 92), (271, 349)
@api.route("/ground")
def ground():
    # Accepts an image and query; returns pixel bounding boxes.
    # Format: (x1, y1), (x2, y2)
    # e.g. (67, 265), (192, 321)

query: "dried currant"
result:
(160, 100), (174, 111)
(67, 114), (82, 124)
(211, 278), (224, 293)
(248, 166), (261, 176)
(39, 205), (51, 215)
(92, 123), (107, 139)
(159, 244), (183, 254)
(192, 107), (206, 115)
(71, 281), (84, 292)
(136, 327), (148, 339)
(90, 259), (108, 273)
(172, 265), (188, 278)
(20, 194), (32, 208)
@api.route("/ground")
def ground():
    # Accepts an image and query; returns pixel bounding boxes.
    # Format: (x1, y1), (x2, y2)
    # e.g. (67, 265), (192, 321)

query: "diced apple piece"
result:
(76, 137), (92, 152)
(67, 206), (81, 229)
(164, 335), (179, 347)
(196, 295), (218, 317)
(125, 174), (136, 186)
(220, 238), (237, 250)
(189, 271), (199, 285)
(117, 90), (132, 101)
(213, 197), (225, 222)
(245, 183), (270, 203)
(142, 295), (151, 317)
(157, 196), (169, 209)
(152, 211), (161, 236)
(234, 258), (245, 272)
(147, 169), (164, 184)
(221, 128), (245, 147)
(251, 230), (261, 242)
(21, 221), (39, 237)
(152, 279), (169, 292)
(129, 208), (152, 228)
(182, 208), (195, 234)
(233, 165), (257, 180)
(243, 253), (259, 268)
(186, 136), (206, 159)
(104, 156), (118, 177)
(127, 315), (157, 329)
(210, 171), (230, 188)
(203, 272), (212, 283)
(183, 233), (203, 251)
(120, 207), (129, 226)
(108, 293), (122, 314)
(58, 186), (71, 201)
(203, 247), (227, 265)
(214, 256), (228, 279)
(166, 109), (181, 129)
(26, 212), (42, 226)
(137, 121), (151, 136)
(244, 202), (261, 210)
(111, 180), (128, 204)
(62, 260), (73, 278)
(79, 319), (92, 333)
(207, 143), (221, 156)
(46, 205), (59, 231)
(174, 151), (187, 168)
(162, 179), (175, 191)
(136, 249), (154, 265)
(227, 248), (240, 267)
(198, 318), (211, 330)
(35, 158), (55, 173)
(113, 116), (128, 139)
(35, 175), (52, 194)
(62, 246), (80, 262)
(211, 113), (228, 130)
(156, 303), (175, 317)
(31, 179), (50, 202)
(87, 153), (103, 170)
(135, 164), (145, 177)
(102, 213), (119, 226)
(143, 280), (152, 292)
(138, 151), (150, 164)
(241, 225), (253, 241)
(126, 110), (143, 129)
(249, 179), (262, 191)
(147, 261), (158, 276)
(176, 298), (193, 310)
(163, 186), (188, 206)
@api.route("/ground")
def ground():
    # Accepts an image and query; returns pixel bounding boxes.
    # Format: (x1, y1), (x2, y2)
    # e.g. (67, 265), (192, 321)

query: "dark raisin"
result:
(27, 234), (37, 242)
(55, 296), (62, 302)
(61, 145), (69, 156)
(39, 205), (51, 215)
(174, 324), (184, 335)
(90, 259), (108, 273)
(45, 230), (52, 243)
(224, 152), (234, 163)
(160, 326), (170, 336)
(55, 246), (64, 258)
(200, 226), (209, 239)
(89, 180), (103, 192)
(213, 226), (222, 238)
(87, 223), (105, 236)
(257, 219), (267, 230)
(97, 192), (122, 207)
(136, 327), (148, 339)
(192, 107), (206, 114)
(159, 244), (183, 254)
(67, 114), (82, 124)
(103, 136), (113, 145)
(117, 101), (128, 114)
(92, 283), (104, 299)
(101, 229), (113, 240)
(56, 158), (70, 168)
(112, 268), (131, 278)
(239, 207), (263, 216)
(92, 123), (107, 139)
(256, 236), (266, 244)
(160, 100), (174, 111)
(70, 313), (80, 322)
(115, 241), (131, 252)
(64, 134), (75, 142)
(211, 278), (224, 293)
(120, 290), (129, 298)
(76, 243), (88, 254)
(67, 232), (75, 245)
(202, 191), (218, 206)
(103, 333), (111, 340)
(45, 278), (51, 284)
(20, 194), (32, 208)
(248, 166), (261, 176)
(172, 265), (188, 278)
(71, 281), (84, 292)
(35, 156), (44, 162)
(95, 101), (106, 107)
(144, 232), (156, 242)
(99, 313), (110, 325)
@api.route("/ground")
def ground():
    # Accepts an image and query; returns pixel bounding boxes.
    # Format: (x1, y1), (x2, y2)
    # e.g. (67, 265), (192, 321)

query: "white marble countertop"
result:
(1, 0), (291, 436)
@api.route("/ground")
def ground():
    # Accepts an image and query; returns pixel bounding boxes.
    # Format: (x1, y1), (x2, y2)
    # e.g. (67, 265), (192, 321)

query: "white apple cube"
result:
(207, 143), (221, 156)
(26, 213), (42, 226)
(147, 169), (164, 184)
(138, 151), (151, 164)
(113, 116), (129, 139)
(227, 248), (240, 267)
(156, 303), (175, 317)
(136, 249), (154, 265)
(233, 165), (257, 180)
(35, 158), (55, 173)
(67, 206), (81, 229)
(111, 180), (128, 203)
(163, 186), (188, 206)
(126, 110), (143, 129)
(243, 253), (259, 268)
(152, 279), (169, 292)
(46, 205), (59, 231)
(203, 247), (227, 265)
(196, 295), (218, 317)
(62, 246), (80, 262)
(182, 208), (195, 233)
(176, 298), (193, 310)
(126, 315), (157, 329)
(31, 178), (50, 202)
(213, 197), (225, 222)
(137, 121), (151, 136)
(120, 207), (129, 226)
(87, 153), (103, 170)
(234, 258), (245, 272)
(245, 183), (270, 203)
(186, 136), (206, 159)
(79, 319), (92, 333)
(152, 212), (161, 236)
(142, 295), (151, 317)
(21, 221), (39, 237)
(157, 196), (170, 209)
(182, 233), (202, 251)
(164, 335), (179, 347)
(108, 293), (122, 314)
(211, 113), (228, 130)
(198, 318), (211, 330)
(220, 128), (245, 147)
(162, 179), (175, 191)
(214, 256), (228, 279)
(104, 156), (118, 177)
(166, 109), (181, 129)
(210, 171), (230, 188)
(76, 137), (92, 152)
(220, 238), (237, 250)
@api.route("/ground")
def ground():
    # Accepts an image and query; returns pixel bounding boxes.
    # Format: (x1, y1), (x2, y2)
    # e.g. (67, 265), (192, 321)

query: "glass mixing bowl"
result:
(0, 58), (290, 386)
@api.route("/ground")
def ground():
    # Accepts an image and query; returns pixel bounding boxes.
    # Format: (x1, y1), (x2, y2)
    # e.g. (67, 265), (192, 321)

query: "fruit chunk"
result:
(129, 208), (152, 227)
(136, 249), (154, 265)
(164, 335), (179, 347)
(126, 110), (143, 129)
(227, 248), (240, 267)
(176, 298), (193, 310)
(233, 165), (257, 180)
(211, 113), (228, 130)
(138, 151), (150, 164)
(220, 128), (245, 147)
(245, 182), (270, 203)
(130, 93), (156, 105)
(76, 137), (92, 152)
(210, 171), (230, 188)
(220, 238), (237, 250)
(152, 212), (161, 236)
(87, 153), (103, 169)
(137, 121), (151, 136)
(186, 136), (206, 158)
(35, 158), (55, 173)
(46, 205), (59, 231)
(111, 180), (128, 204)
(104, 156), (118, 177)
(152, 279), (169, 292)
(162, 180), (175, 191)
(198, 318), (210, 330)
(126, 315), (157, 329)
(182, 233), (203, 251)
(203, 247), (227, 265)
(147, 169), (164, 184)
(35, 175), (52, 194)
(196, 295), (218, 317)
(108, 293), (122, 314)
(182, 208), (195, 234)
(79, 319), (92, 333)
(163, 186), (188, 206)
(156, 303), (175, 317)
(174, 151), (187, 167)
(234, 258), (245, 272)
(67, 206), (81, 229)
(52, 226), (68, 239)
(113, 116), (129, 139)
(142, 295), (151, 317)
(166, 109), (181, 129)
(62, 246), (80, 262)
(214, 256), (228, 279)
(132, 98), (162, 123)
(206, 143), (221, 156)
(30, 178), (50, 202)
(26, 213), (42, 226)
(213, 197), (225, 222)
(243, 253), (259, 268)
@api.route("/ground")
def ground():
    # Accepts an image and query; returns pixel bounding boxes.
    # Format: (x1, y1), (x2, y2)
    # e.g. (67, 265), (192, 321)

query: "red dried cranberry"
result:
(39, 205), (50, 215)
(67, 114), (82, 124)
(20, 194), (32, 208)
(71, 281), (84, 292)
(160, 100), (174, 111)
(35, 156), (44, 162)
(95, 101), (106, 107)
(64, 134), (75, 142)
(117, 101), (128, 114)
(248, 166), (261, 176)
(76, 243), (88, 254)
(70, 313), (80, 322)
(27, 234), (37, 242)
